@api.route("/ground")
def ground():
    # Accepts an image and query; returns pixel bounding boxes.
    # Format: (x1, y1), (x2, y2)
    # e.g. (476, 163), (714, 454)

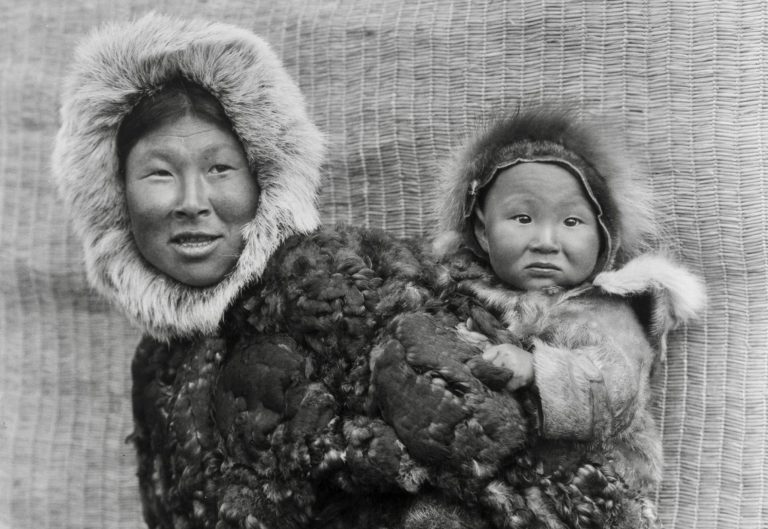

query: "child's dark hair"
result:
(116, 78), (237, 176)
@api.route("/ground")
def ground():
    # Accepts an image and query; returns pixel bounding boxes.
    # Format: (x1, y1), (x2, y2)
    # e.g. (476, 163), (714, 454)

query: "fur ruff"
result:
(593, 253), (707, 323)
(52, 13), (325, 340)
(455, 253), (704, 349)
(593, 253), (707, 359)
(431, 105), (659, 269)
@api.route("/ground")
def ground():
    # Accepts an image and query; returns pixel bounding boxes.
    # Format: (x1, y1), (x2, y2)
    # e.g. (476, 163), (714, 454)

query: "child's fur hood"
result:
(432, 106), (659, 272)
(52, 13), (324, 340)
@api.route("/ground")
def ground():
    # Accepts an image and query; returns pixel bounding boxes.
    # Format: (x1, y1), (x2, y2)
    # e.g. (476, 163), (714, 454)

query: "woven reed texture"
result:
(1, 0), (765, 528)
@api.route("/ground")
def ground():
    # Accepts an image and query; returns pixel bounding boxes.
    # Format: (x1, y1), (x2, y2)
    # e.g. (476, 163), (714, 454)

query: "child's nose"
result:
(529, 225), (559, 252)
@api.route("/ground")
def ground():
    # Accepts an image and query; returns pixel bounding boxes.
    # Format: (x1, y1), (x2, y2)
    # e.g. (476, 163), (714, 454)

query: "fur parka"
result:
(437, 249), (705, 526)
(52, 13), (534, 529)
(429, 107), (706, 527)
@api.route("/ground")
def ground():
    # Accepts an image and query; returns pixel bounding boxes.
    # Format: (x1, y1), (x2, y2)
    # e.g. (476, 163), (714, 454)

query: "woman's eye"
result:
(209, 164), (233, 175)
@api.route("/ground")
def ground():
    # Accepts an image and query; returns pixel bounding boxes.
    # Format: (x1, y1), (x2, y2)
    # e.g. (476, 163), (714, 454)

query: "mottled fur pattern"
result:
(126, 213), (692, 528)
(130, 226), (535, 529)
(134, 223), (675, 529)
(52, 13), (324, 340)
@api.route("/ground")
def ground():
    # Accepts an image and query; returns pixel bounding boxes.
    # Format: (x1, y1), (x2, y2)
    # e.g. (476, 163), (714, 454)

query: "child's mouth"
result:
(526, 262), (560, 271)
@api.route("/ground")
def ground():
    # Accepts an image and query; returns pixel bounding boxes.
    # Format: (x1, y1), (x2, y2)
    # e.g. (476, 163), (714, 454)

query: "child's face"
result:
(473, 162), (601, 290)
(124, 114), (259, 287)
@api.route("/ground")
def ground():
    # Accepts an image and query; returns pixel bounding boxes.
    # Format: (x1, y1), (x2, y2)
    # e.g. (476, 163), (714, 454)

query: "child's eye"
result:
(564, 217), (583, 227)
(511, 214), (532, 224)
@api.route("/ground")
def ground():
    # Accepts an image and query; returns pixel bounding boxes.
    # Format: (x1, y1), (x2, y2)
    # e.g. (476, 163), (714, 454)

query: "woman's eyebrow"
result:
(199, 144), (241, 157)
(141, 147), (175, 158)
(129, 147), (180, 165)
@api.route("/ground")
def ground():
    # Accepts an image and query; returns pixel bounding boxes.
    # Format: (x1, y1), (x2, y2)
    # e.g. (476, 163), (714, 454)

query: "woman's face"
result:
(124, 114), (259, 287)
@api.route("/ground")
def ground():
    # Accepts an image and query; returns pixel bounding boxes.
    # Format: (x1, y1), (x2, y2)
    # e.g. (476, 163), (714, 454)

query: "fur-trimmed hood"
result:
(432, 106), (659, 273)
(52, 13), (324, 340)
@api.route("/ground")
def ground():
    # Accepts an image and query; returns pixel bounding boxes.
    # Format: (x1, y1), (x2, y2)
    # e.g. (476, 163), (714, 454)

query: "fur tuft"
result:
(594, 253), (706, 360)
(52, 13), (325, 339)
(593, 254), (707, 325)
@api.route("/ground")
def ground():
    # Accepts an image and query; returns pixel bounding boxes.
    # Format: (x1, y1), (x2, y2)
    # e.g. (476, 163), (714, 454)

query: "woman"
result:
(52, 13), (529, 529)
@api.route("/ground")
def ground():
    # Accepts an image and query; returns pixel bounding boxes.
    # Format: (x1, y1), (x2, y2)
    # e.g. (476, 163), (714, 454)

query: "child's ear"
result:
(473, 209), (490, 253)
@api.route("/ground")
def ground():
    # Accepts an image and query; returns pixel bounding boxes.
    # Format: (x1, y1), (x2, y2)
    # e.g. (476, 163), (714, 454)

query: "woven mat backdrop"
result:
(1, 1), (766, 528)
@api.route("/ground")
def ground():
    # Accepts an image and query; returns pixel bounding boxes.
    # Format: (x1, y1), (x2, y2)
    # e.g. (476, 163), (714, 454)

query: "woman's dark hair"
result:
(116, 78), (238, 175)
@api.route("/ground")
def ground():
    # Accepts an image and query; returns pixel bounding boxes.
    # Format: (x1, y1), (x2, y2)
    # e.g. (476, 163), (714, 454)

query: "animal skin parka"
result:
(52, 13), (532, 529)
(431, 107), (707, 527)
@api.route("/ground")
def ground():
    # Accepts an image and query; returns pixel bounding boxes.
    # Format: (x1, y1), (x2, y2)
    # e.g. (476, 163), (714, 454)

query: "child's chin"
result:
(523, 278), (561, 290)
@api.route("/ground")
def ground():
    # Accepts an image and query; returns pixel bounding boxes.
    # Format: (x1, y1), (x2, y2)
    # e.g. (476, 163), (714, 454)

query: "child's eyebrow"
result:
(560, 198), (593, 208)
(556, 199), (597, 216)
(496, 193), (536, 206)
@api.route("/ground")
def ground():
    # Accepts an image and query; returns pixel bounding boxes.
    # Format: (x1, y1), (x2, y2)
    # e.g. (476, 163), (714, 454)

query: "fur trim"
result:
(593, 253), (706, 359)
(431, 105), (659, 270)
(593, 254), (706, 323)
(52, 13), (325, 340)
(450, 252), (705, 360)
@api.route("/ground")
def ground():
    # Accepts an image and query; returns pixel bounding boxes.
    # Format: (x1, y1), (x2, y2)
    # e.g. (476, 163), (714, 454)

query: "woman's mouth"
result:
(170, 233), (222, 258)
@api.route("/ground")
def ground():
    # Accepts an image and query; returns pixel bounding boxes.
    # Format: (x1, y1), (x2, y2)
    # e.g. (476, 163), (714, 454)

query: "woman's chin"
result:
(161, 260), (235, 288)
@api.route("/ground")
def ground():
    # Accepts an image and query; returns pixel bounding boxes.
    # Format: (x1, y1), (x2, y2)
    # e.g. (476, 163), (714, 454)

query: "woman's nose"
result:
(173, 174), (211, 219)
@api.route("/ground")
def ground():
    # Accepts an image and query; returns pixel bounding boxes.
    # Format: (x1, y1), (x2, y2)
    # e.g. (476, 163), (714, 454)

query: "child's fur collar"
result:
(52, 13), (324, 340)
(444, 252), (706, 360)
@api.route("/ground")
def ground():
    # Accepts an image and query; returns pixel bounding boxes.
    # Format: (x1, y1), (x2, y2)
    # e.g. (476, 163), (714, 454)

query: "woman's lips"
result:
(169, 233), (222, 258)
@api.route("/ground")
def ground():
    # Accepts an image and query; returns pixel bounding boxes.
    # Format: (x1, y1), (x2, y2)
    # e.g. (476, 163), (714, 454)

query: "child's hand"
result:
(482, 343), (534, 391)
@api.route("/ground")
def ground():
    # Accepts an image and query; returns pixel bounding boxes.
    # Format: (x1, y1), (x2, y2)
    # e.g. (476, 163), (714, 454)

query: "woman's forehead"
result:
(126, 115), (246, 165)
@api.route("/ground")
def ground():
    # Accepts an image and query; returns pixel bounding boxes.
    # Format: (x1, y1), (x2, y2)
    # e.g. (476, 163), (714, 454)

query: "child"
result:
(430, 106), (706, 527)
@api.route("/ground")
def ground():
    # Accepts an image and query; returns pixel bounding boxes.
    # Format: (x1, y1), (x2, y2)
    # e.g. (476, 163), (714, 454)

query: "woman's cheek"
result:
(127, 181), (175, 219)
(126, 183), (176, 247)
(212, 181), (259, 224)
